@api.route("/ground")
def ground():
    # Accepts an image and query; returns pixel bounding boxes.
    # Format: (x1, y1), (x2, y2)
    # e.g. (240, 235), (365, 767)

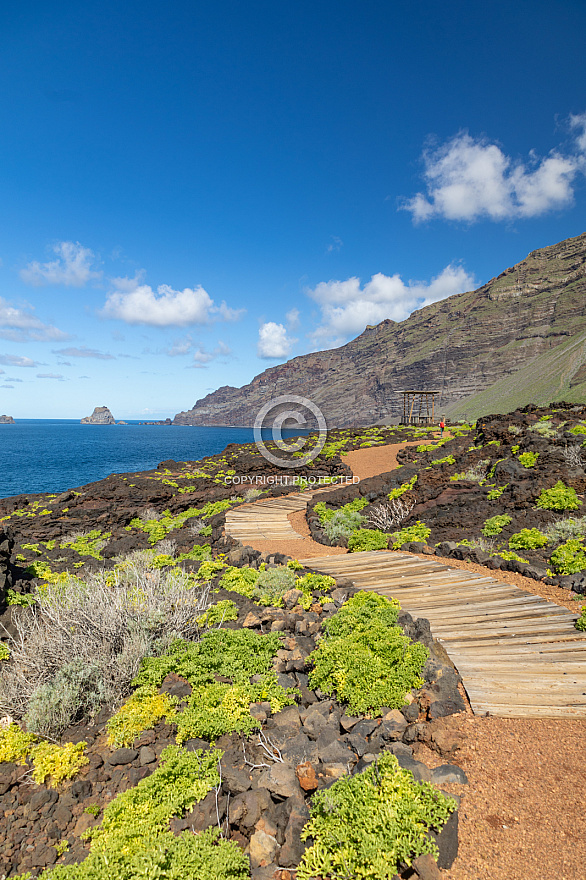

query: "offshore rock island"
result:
(0, 415), (15, 424)
(80, 406), (115, 425)
(172, 231), (586, 428)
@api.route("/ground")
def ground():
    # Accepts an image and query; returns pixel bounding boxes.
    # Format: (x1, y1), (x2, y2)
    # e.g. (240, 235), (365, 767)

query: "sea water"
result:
(0, 420), (259, 498)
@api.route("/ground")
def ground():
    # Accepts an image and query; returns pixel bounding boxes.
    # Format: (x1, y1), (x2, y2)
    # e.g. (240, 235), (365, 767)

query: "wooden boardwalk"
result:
(225, 493), (586, 718)
(225, 493), (314, 543)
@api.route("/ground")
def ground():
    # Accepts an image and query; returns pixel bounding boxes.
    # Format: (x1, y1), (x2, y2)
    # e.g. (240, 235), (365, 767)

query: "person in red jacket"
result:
(439, 418), (445, 437)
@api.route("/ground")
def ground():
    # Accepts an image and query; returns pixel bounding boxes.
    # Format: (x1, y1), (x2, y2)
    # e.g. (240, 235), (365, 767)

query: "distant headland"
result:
(0, 415), (14, 424)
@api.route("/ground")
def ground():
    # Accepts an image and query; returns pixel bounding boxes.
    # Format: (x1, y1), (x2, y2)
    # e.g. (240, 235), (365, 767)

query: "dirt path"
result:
(415, 715), (586, 880)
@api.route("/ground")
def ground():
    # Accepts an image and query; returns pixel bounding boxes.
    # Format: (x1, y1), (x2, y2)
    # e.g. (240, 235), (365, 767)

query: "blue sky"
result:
(0, 0), (585, 419)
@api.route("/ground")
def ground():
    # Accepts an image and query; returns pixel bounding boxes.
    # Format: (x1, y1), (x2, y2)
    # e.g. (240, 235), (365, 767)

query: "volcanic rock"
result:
(80, 406), (115, 424)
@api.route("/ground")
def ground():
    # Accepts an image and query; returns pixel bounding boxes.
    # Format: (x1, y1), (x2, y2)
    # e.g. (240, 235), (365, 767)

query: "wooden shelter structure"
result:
(397, 390), (440, 425)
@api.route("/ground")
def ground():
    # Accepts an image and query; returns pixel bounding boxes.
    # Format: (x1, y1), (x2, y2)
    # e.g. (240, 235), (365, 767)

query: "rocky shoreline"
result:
(0, 423), (467, 879)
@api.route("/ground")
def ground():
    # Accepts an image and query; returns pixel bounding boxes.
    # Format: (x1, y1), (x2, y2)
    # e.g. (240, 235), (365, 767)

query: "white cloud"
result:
(53, 346), (115, 360)
(37, 372), (64, 380)
(167, 335), (194, 357)
(286, 308), (300, 330)
(102, 275), (245, 327)
(0, 297), (69, 342)
(189, 341), (232, 369)
(307, 265), (475, 346)
(403, 116), (586, 223)
(217, 301), (246, 322)
(1, 384), (14, 389)
(326, 236), (343, 253)
(103, 281), (213, 326)
(21, 241), (101, 287)
(257, 322), (298, 359)
(0, 354), (38, 367)
(570, 113), (586, 153)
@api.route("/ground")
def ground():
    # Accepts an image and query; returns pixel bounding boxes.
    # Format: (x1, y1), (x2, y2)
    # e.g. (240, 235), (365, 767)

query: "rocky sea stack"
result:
(80, 407), (115, 425)
(0, 415), (15, 424)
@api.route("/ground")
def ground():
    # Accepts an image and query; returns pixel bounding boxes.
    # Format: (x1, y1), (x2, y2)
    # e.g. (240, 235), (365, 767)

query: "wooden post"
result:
(408, 393), (416, 424)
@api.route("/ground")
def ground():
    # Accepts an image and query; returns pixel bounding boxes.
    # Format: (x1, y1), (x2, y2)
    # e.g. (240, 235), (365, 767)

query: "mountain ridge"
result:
(173, 231), (586, 427)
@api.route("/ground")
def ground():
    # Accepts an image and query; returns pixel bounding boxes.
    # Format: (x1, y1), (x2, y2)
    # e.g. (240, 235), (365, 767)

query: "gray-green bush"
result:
(544, 516), (586, 545)
(25, 660), (108, 736)
(0, 557), (211, 736)
(324, 508), (366, 541)
(254, 566), (296, 603)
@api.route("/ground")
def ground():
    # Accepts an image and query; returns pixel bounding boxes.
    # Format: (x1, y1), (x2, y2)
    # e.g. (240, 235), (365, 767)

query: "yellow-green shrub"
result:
(297, 752), (456, 880)
(308, 592), (428, 715)
(549, 539), (586, 575)
(30, 740), (88, 787)
(196, 599), (239, 628)
(25, 746), (249, 879)
(508, 528), (548, 550)
(106, 687), (178, 748)
(536, 481), (581, 512)
(390, 521), (431, 549)
(0, 722), (37, 764)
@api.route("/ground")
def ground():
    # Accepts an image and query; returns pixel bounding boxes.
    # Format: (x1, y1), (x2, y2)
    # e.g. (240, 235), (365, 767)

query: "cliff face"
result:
(81, 406), (115, 425)
(173, 232), (586, 427)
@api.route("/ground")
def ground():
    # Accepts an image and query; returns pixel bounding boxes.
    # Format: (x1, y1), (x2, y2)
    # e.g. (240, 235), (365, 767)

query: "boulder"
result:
(257, 763), (301, 799)
(295, 761), (318, 792)
(249, 829), (280, 868)
(278, 798), (310, 867)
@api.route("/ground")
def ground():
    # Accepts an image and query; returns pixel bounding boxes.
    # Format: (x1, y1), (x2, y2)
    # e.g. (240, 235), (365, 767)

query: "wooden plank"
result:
(372, 587), (530, 602)
(469, 692), (586, 703)
(432, 627), (577, 643)
(453, 647), (586, 660)
(464, 674), (586, 689)
(373, 590), (547, 606)
(455, 666), (586, 678)
(347, 569), (499, 583)
(390, 600), (557, 617)
(466, 685), (586, 701)
(468, 704), (586, 718)
(409, 603), (573, 620)
(421, 614), (574, 631)
(441, 633), (585, 648)
(347, 574), (506, 588)
(320, 556), (444, 568)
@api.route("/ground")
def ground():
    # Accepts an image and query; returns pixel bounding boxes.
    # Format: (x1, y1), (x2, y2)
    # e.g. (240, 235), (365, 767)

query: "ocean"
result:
(0, 420), (259, 499)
